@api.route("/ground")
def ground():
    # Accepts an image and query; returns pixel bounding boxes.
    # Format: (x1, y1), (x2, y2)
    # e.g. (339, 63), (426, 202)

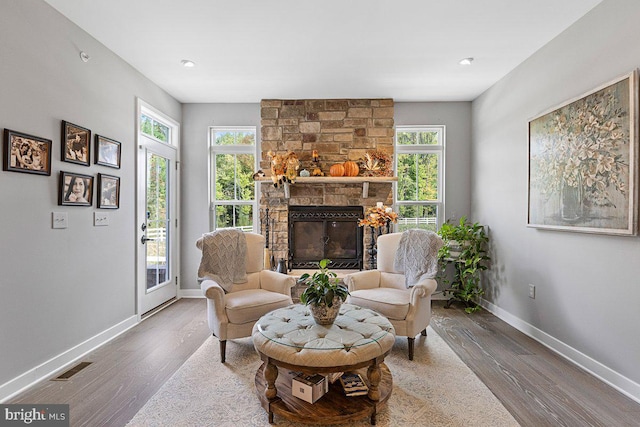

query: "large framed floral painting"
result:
(528, 70), (638, 235)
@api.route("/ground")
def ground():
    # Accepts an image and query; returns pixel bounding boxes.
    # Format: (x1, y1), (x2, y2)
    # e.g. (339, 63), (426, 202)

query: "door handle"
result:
(141, 235), (155, 244)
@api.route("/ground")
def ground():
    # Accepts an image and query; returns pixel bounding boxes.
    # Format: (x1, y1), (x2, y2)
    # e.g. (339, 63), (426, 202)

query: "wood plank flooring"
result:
(9, 298), (640, 426)
(9, 298), (211, 427)
(430, 301), (640, 427)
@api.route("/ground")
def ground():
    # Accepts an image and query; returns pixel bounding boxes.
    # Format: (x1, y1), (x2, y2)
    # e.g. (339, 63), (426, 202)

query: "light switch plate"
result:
(52, 212), (68, 229)
(94, 212), (109, 226)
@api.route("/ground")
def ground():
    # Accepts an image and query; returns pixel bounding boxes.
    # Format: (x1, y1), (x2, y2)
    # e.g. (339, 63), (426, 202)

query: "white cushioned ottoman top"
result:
(252, 304), (395, 368)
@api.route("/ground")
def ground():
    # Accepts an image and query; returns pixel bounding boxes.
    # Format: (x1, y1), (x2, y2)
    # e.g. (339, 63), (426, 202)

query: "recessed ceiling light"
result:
(180, 59), (195, 68)
(459, 57), (474, 66)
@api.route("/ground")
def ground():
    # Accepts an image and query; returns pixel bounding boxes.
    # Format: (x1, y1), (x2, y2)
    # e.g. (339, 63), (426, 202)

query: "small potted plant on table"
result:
(298, 259), (349, 325)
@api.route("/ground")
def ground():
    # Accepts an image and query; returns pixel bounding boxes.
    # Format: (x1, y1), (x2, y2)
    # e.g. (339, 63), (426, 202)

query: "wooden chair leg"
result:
(407, 337), (415, 360)
(421, 328), (427, 336)
(219, 339), (226, 363)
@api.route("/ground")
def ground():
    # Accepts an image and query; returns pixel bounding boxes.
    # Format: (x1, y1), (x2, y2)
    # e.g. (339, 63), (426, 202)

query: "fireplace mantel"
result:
(255, 176), (397, 198)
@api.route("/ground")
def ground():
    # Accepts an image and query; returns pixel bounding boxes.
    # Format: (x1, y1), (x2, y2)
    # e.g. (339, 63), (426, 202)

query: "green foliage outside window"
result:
(396, 130), (439, 145)
(396, 128), (442, 229)
(397, 153), (438, 201)
(212, 129), (256, 230)
(141, 114), (169, 142)
(397, 205), (437, 232)
(147, 153), (167, 223)
(214, 131), (255, 146)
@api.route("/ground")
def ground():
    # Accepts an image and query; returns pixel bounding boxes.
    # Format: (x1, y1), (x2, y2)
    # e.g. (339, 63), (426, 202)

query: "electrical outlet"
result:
(529, 284), (536, 299)
(52, 212), (68, 229)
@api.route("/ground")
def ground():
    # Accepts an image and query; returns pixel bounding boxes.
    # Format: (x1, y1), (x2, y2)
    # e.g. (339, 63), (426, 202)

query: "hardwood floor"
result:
(9, 298), (640, 426)
(430, 300), (640, 427)
(9, 299), (211, 427)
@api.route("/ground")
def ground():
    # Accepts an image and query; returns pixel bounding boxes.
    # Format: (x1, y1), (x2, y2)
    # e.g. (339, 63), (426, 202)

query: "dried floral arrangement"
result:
(360, 149), (393, 177)
(358, 204), (398, 228)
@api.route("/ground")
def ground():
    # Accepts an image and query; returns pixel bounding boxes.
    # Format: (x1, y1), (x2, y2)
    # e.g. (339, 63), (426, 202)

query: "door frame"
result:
(135, 98), (181, 318)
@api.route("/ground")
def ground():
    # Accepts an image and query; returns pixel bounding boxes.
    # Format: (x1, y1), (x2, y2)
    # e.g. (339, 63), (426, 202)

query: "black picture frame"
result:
(97, 173), (120, 209)
(62, 120), (91, 166)
(2, 129), (52, 176)
(59, 171), (93, 206)
(95, 134), (121, 169)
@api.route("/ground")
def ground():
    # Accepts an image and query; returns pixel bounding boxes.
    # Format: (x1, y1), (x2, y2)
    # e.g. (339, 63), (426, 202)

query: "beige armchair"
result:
(198, 232), (295, 363)
(344, 231), (440, 360)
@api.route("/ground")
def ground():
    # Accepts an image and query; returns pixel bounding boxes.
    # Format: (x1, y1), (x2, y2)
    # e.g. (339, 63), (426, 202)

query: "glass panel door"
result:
(146, 152), (170, 291)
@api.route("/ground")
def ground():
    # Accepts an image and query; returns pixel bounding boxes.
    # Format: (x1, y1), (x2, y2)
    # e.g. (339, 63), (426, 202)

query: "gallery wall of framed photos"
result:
(2, 119), (122, 209)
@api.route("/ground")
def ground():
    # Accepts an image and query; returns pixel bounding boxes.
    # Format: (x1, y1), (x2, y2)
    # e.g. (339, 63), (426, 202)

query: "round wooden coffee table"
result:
(252, 304), (395, 425)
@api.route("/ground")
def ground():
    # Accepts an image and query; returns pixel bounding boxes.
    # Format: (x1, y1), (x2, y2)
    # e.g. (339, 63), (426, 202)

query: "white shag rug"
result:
(127, 328), (519, 426)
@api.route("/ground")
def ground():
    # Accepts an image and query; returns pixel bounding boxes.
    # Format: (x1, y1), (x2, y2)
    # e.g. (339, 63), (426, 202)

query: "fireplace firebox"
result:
(288, 206), (363, 270)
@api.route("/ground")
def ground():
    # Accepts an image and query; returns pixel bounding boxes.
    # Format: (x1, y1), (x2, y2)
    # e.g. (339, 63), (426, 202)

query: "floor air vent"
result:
(51, 361), (92, 381)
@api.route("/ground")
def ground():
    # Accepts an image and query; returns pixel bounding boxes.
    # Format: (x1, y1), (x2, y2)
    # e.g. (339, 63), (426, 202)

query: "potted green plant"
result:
(298, 259), (349, 325)
(437, 217), (490, 313)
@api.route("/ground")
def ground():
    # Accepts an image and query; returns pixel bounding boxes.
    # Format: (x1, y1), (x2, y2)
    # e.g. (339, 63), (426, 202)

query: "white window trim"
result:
(208, 126), (258, 232)
(394, 125), (446, 228)
(140, 104), (177, 147)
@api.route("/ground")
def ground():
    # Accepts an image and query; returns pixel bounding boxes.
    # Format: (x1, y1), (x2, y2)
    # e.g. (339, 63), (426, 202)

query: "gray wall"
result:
(0, 0), (180, 394)
(180, 102), (472, 292)
(394, 102), (472, 222)
(472, 0), (640, 393)
(181, 104), (261, 292)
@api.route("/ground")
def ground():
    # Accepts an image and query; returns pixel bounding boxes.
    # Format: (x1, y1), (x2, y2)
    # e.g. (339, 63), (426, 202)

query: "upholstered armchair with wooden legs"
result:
(344, 231), (441, 360)
(198, 232), (295, 363)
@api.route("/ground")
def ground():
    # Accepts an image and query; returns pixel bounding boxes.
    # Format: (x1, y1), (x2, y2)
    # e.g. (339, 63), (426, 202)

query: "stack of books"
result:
(339, 372), (369, 397)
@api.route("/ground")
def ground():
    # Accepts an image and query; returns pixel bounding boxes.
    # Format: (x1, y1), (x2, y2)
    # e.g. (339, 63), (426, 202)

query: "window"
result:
(141, 114), (171, 143)
(395, 126), (444, 232)
(209, 127), (256, 231)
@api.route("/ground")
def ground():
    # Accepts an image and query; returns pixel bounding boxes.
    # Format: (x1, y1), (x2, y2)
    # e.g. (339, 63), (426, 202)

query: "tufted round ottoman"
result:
(252, 303), (395, 425)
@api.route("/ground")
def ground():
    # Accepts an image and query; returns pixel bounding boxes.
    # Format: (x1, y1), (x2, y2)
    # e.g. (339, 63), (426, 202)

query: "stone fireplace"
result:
(258, 98), (395, 271)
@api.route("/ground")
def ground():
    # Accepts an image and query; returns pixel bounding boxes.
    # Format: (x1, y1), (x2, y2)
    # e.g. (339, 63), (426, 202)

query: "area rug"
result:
(127, 328), (519, 426)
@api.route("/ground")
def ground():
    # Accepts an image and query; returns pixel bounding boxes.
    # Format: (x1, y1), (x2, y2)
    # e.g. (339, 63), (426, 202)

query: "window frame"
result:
(208, 126), (258, 232)
(394, 125), (445, 231)
(140, 112), (173, 145)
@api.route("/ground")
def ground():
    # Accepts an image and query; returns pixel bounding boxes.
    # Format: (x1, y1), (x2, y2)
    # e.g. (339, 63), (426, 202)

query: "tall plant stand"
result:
(367, 226), (377, 270)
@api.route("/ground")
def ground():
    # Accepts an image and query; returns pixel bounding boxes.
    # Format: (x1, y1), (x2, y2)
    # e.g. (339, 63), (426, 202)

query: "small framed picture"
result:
(95, 135), (121, 168)
(97, 173), (120, 209)
(62, 120), (91, 166)
(59, 171), (93, 206)
(3, 129), (52, 175)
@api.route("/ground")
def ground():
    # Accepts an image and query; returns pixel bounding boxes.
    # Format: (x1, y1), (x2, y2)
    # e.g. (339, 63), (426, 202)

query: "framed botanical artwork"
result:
(97, 173), (120, 209)
(62, 120), (91, 166)
(95, 135), (121, 168)
(3, 129), (52, 176)
(528, 70), (638, 235)
(59, 171), (93, 206)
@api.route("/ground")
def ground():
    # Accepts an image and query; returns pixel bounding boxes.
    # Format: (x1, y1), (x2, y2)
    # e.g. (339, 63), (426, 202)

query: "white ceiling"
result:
(44, 0), (603, 104)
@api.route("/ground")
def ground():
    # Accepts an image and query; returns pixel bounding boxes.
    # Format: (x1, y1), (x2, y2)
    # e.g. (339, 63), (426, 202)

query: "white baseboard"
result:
(479, 299), (640, 404)
(0, 315), (138, 403)
(179, 288), (203, 298)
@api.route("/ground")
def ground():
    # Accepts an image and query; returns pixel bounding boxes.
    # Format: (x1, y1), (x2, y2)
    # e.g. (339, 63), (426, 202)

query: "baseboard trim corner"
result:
(0, 315), (138, 403)
(479, 298), (640, 404)
(179, 288), (204, 298)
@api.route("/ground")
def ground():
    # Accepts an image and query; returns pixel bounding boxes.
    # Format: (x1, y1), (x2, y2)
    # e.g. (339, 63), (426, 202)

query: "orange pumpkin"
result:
(343, 160), (359, 177)
(329, 163), (345, 177)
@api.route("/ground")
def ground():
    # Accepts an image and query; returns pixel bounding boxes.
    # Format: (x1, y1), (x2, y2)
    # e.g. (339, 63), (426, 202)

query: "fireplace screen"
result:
(288, 206), (363, 270)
